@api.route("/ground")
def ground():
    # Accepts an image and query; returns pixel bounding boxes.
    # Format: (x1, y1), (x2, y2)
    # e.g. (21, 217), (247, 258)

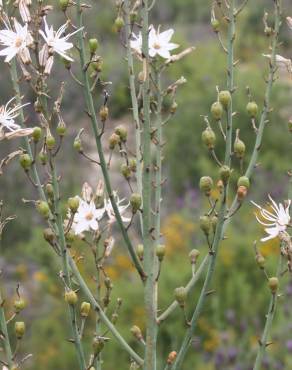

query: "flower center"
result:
(153, 42), (161, 50)
(85, 212), (94, 221)
(15, 37), (23, 48)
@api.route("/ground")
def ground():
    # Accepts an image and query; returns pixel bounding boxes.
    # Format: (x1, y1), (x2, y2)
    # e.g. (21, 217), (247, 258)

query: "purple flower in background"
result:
(286, 340), (292, 352)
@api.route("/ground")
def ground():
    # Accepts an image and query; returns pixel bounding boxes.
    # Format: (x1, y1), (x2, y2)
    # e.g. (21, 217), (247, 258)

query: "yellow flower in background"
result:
(33, 270), (48, 283)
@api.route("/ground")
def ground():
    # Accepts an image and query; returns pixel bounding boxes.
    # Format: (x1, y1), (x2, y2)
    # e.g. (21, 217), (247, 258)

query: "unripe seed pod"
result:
(234, 138), (246, 159)
(218, 90), (231, 109)
(46, 183), (54, 197)
(36, 200), (50, 219)
(199, 176), (213, 196)
(200, 215), (211, 236)
(130, 325), (143, 341)
(92, 60), (103, 72)
(167, 351), (177, 365)
(211, 215), (218, 232)
(237, 185), (248, 201)
(80, 301), (91, 317)
(109, 133), (120, 150)
(189, 249), (200, 264)
(89, 38), (98, 54)
(268, 277), (279, 294)
(114, 16), (125, 32)
(15, 321), (25, 339)
(246, 101), (258, 118)
(13, 298), (26, 313)
(219, 165), (231, 184)
(202, 126), (216, 149)
(129, 159), (137, 172)
(99, 106), (109, 122)
(46, 134), (56, 150)
(57, 120), (67, 136)
(32, 126), (42, 142)
(65, 290), (78, 305)
(38, 148), (48, 165)
(121, 164), (131, 180)
(92, 337), (105, 355)
(130, 193), (142, 213)
(211, 101), (223, 121)
(73, 138), (82, 152)
(136, 244), (144, 260)
(237, 176), (250, 189)
(174, 287), (187, 307)
(156, 244), (166, 261)
(43, 228), (55, 244)
(19, 153), (32, 171)
(256, 254), (265, 269)
(59, 0), (69, 11)
(68, 196), (80, 213)
(115, 125), (128, 142)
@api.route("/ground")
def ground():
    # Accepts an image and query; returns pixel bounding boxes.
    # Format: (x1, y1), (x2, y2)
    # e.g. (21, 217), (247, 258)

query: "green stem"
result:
(0, 291), (13, 368)
(75, 0), (145, 280)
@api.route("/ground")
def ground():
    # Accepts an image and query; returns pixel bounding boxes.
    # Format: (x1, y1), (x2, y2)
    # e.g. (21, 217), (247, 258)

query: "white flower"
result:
(105, 192), (130, 224)
(39, 17), (82, 62)
(0, 97), (29, 132)
(130, 25), (179, 59)
(0, 18), (33, 63)
(251, 195), (291, 242)
(71, 197), (105, 235)
(263, 54), (292, 73)
(287, 16), (292, 30)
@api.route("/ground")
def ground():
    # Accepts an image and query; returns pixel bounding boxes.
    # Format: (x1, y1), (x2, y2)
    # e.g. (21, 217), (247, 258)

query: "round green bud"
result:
(130, 193), (142, 213)
(36, 200), (50, 219)
(56, 121), (67, 136)
(255, 254), (265, 269)
(19, 153), (32, 171)
(38, 148), (48, 165)
(68, 196), (80, 213)
(246, 101), (258, 118)
(156, 244), (166, 261)
(211, 19), (220, 32)
(136, 244), (144, 260)
(99, 106), (109, 122)
(15, 321), (25, 339)
(174, 287), (187, 307)
(65, 290), (78, 305)
(43, 228), (55, 244)
(46, 134), (56, 150)
(109, 133), (120, 150)
(13, 298), (26, 313)
(234, 138), (246, 159)
(237, 176), (250, 189)
(89, 38), (99, 54)
(115, 125), (128, 142)
(59, 0), (69, 11)
(189, 249), (200, 264)
(218, 90), (231, 109)
(199, 176), (213, 196)
(200, 215), (211, 235)
(202, 126), (216, 149)
(211, 101), (223, 121)
(268, 277), (279, 294)
(73, 138), (82, 152)
(80, 301), (91, 317)
(65, 230), (75, 243)
(32, 126), (42, 142)
(92, 337), (105, 355)
(120, 164), (131, 180)
(45, 183), (54, 197)
(129, 159), (137, 172)
(219, 165), (231, 184)
(114, 16), (125, 32)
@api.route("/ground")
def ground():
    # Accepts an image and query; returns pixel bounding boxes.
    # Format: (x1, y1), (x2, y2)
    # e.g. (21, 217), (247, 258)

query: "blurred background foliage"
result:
(0, 0), (292, 369)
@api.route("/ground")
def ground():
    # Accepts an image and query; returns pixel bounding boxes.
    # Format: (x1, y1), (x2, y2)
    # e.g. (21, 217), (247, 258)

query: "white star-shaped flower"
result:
(251, 195), (291, 242)
(130, 25), (179, 59)
(0, 18), (33, 63)
(71, 197), (105, 235)
(0, 97), (29, 132)
(105, 192), (130, 224)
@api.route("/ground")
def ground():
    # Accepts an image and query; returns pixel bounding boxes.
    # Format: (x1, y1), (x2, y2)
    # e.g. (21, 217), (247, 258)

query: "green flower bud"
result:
(36, 200), (50, 219)
(59, 0), (69, 11)
(211, 215), (218, 232)
(189, 249), (200, 264)
(89, 38), (99, 54)
(74, 137), (82, 152)
(211, 101), (223, 121)
(129, 159), (137, 172)
(99, 106), (109, 122)
(32, 126), (42, 142)
(80, 301), (91, 317)
(46, 134), (56, 150)
(268, 277), (279, 294)
(115, 125), (128, 142)
(202, 126), (216, 149)
(156, 244), (166, 261)
(136, 244), (144, 260)
(130, 325), (143, 341)
(15, 321), (25, 339)
(114, 16), (125, 32)
(91, 60), (103, 72)
(199, 176), (213, 196)
(237, 176), (250, 189)
(121, 164), (131, 180)
(45, 183), (54, 197)
(219, 165), (231, 185)
(92, 337), (105, 355)
(19, 153), (32, 171)
(218, 90), (231, 109)
(65, 230), (75, 243)
(200, 215), (211, 236)
(57, 120), (67, 136)
(68, 196), (80, 213)
(130, 193), (142, 213)
(174, 287), (187, 307)
(211, 19), (220, 32)
(109, 133), (120, 150)
(255, 254), (265, 269)
(13, 298), (26, 313)
(38, 148), (48, 165)
(234, 138), (246, 159)
(65, 290), (78, 305)
(246, 101), (258, 118)
(43, 228), (55, 244)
